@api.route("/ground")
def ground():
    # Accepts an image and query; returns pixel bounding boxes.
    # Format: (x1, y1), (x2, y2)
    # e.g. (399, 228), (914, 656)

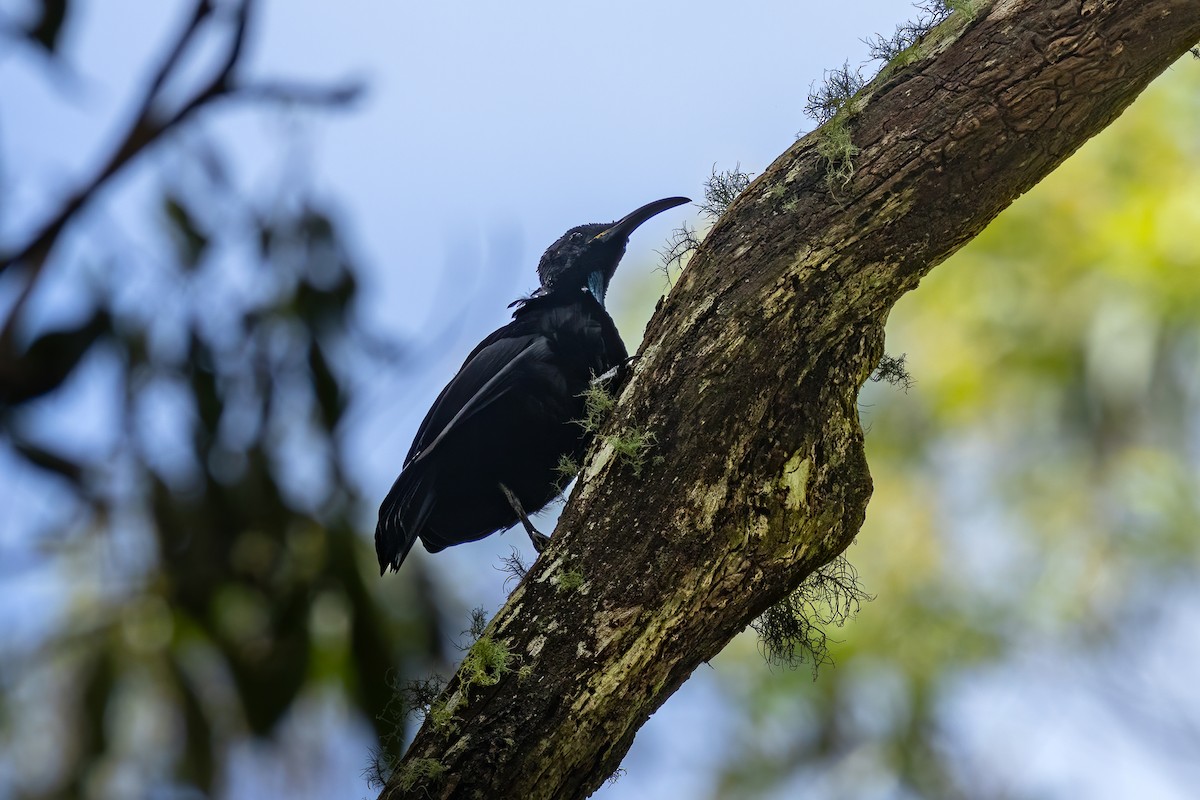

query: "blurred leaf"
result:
(300, 208), (334, 243)
(0, 28), (439, 794)
(170, 656), (216, 793)
(27, 0), (68, 54)
(331, 267), (358, 311)
(187, 331), (222, 442)
(325, 522), (431, 740)
(164, 194), (209, 271)
(10, 435), (84, 485)
(295, 279), (344, 329)
(80, 648), (115, 768)
(257, 220), (275, 261)
(225, 591), (312, 735)
(0, 309), (110, 405)
(307, 340), (344, 430)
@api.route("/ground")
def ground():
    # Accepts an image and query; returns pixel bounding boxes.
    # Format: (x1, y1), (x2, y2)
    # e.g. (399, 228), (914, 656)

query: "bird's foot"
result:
(592, 365), (621, 385)
(593, 356), (638, 389)
(499, 482), (551, 554)
(528, 528), (551, 554)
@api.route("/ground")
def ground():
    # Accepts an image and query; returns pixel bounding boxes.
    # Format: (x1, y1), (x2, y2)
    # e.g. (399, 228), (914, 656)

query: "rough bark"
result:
(382, 1), (1200, 797)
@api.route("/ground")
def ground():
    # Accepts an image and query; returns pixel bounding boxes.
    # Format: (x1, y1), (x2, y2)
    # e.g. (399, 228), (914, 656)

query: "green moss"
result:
(517, 664), (534, 682)
(877, 42), (924, 81)
(396, 757), (446, 791)
(892, 44), (923, 67)
(867, 0), (979, 70)
(818, 112), (859, 192)
(919, 0), (985, 51)
(428, 698), (459, 733)
(778, 453), (812, 512)
(945, 0), (983, 18)
(553, 453), (580, 489)
(577, 383), (616, 434)
(461, 636), (513, 688)
(604, 429), (656, 476)
(553, 568), (585, 593)
(819, 0), (985, 190)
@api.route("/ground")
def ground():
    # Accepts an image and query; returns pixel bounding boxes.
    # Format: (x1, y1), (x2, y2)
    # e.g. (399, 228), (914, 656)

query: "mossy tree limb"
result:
(382, 1), (1200, 797)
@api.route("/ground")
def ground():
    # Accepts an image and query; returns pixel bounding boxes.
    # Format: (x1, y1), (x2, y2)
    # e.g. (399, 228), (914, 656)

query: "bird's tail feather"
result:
(375, 467), (435, 574)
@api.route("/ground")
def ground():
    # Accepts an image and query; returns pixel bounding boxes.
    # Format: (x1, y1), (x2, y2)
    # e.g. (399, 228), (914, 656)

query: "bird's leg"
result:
(591, 365), (621, 386)
(499, 483), (550, 553)
(592, 355), (639, 390)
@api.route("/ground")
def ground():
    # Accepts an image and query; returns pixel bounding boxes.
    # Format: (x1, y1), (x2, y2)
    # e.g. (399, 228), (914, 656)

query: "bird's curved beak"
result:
(595, 196), (691, 244)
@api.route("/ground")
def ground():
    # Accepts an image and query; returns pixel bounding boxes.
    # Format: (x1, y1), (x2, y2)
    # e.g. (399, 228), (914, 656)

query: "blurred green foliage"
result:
(710, 58), (1200, 798)
(0, 6), (442, 798)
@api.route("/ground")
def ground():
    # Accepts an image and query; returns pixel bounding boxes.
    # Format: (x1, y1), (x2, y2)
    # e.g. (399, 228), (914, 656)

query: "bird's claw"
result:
(528, 530), (551, 554)
(500, 482), (551, 555)
(593, 355), (639, 389)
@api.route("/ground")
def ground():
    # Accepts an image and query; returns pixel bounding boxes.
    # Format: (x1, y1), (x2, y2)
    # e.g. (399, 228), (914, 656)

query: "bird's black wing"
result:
(402, 297), (555, 466)
(403, 331), (550, 467)
(377, 326), (552, 573)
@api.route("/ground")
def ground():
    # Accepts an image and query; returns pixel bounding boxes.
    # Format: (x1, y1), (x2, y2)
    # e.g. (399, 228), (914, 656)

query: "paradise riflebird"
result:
(375, 196), (689, 573)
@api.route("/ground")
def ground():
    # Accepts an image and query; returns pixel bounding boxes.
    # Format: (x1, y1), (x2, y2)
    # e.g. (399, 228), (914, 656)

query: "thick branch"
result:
(384, 1), (1200, 797)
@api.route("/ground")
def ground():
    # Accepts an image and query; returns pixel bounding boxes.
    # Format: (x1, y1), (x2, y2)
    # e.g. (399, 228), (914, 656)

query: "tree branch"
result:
(383, 1), (1200, 796)
(0, 0), (221, 283)
(0, 0), (362, 376)
(0, 0), (360, 284)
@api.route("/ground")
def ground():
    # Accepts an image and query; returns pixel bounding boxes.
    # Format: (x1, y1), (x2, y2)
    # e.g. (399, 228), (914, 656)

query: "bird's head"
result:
(536, 196), (690, 305)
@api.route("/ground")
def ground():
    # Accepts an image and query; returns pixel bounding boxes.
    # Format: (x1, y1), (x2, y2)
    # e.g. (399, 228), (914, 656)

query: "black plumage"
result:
(375, 197), (689, 574)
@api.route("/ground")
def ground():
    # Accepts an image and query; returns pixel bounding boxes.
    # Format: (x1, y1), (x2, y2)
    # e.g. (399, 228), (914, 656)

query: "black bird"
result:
(375, 197), (689, 573)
